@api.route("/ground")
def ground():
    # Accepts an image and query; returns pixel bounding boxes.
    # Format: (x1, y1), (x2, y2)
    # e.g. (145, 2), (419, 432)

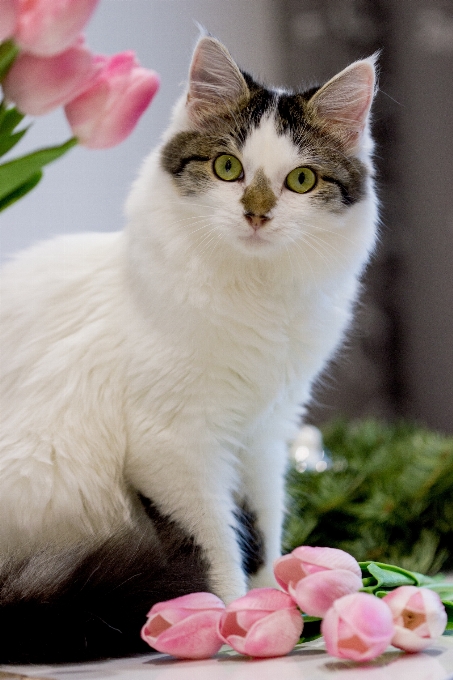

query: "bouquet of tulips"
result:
(0, 0), (159, 212)
(141, 546), (453, 662)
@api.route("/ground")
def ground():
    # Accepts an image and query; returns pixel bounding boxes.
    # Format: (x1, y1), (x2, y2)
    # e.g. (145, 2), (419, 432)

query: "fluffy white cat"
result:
(0, 36), (378, 662)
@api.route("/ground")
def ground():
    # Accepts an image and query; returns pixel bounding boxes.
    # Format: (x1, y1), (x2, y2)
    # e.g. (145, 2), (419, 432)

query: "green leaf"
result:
(0, 138), (77, 202)
(0, 128), (28, 157)
(0, 171), (42, 212)
(424, 582), (453, 599)
(0, 40), (19, 81)
(443, 601), (453, 630)
(359, 561), (433, 591)
(299, 615), (322, 642)
(0, 106), (25, 136)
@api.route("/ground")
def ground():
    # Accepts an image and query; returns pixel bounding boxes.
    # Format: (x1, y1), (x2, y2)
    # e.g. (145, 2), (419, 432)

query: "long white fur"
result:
(0, 49), (378, 602)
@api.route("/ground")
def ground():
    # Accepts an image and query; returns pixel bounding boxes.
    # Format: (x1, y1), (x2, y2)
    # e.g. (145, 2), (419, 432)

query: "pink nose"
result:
(244, 213), (270, 231)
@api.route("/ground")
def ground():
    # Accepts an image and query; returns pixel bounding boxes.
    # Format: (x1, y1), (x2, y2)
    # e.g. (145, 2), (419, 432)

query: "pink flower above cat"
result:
(0, 0), (18, 43)
(65, 51), (160, 148)
(14, 0), (100, 56)
(2, 38), (101, 116)
(274, 546), (362, 616)
(321, 592), (394, 662)
(383, 586), (447, 652)
(217, 588), (303, 658)
(141, 592), (225, 659)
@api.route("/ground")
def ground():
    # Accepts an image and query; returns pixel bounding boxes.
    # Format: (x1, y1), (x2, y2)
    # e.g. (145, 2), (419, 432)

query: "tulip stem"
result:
(0, 136), (79, 211)
(0, 40), (20, 81)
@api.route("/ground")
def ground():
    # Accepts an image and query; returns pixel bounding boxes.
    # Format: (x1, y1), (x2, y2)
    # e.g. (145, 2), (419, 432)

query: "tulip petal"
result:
(383, 586), (447, 652)
(142, 610), (223, 659)
(225, 588), (296, 612)
(291, 546), (362, 577)
(274, 554), (306, 591)
(334, 592), (394, 644)
(141, 613), (173, 642)
(391, 625), (431, 653)
(243, 608), (303, 658)
(15, 0), (100, 56)
(322, 593), (394, 662)
(294, 569), (362, 617)
(0, 0), (18, 43)
(147, 591), (224, 616)
(65, 51), (159, 149)
(2, 40), (101, 116)
(420, 589), (447, 637)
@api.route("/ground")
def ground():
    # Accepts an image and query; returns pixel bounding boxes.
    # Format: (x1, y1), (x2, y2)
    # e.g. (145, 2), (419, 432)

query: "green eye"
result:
(285, 167), (317, 194)
(213, 155), (243, 181)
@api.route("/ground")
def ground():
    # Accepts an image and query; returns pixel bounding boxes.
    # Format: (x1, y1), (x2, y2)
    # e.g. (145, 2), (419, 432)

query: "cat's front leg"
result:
(240, 429), (289, 591)
(126, 444), (247, 604)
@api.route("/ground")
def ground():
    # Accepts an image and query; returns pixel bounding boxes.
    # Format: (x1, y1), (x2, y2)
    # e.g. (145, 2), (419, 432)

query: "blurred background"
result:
(1, 0), (453, 434)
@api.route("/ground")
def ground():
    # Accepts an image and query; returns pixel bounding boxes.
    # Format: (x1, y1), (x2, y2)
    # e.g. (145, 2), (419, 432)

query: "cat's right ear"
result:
(307, 56), (377, 153)
(186, 37), (249, 125)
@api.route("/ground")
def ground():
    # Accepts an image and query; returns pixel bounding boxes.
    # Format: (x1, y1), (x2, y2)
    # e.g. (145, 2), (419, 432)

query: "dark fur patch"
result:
(0, 499), (209, 663)
(234, 497), (265, 577)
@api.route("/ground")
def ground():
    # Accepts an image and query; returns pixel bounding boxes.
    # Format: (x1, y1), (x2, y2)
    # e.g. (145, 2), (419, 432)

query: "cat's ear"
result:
(307, 56), (377, 153)
(186, 36), (249, 124)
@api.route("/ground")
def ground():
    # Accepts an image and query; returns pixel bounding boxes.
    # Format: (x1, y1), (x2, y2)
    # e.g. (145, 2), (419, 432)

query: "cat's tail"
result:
(0, 504), (210, 663)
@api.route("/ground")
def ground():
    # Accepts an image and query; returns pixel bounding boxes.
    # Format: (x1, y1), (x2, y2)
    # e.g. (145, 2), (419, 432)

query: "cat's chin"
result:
(235, 230), (279, 255)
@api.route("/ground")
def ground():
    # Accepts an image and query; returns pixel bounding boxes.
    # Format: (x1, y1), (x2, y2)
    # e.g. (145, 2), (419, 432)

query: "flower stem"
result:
(0, 40), (20, 81)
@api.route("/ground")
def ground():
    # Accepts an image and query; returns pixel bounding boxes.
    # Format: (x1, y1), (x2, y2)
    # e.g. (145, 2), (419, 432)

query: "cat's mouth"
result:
(239, 216), (275, 248)
(240, 230), (272, 247)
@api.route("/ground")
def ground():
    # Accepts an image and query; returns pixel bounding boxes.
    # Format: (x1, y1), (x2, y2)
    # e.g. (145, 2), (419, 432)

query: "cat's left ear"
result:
(307, 56), (377, 153)
(186, 36), (250, 125)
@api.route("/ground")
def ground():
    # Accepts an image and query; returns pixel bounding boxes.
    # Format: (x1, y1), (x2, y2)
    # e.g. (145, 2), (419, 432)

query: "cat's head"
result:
(142, 37), (378, 262)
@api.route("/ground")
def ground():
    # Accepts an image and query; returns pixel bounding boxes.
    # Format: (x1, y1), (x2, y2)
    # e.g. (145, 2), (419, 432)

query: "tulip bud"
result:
(383, 586), (447, 652)
(2, 38), (101, 116)
(274, 545), (362, 604)
(321, 592), (395, 662)
(218, 588), (303, 658)
(293, 568), (362, 617)
(14, 0), (100, 56)
(141, 592), (225, 659)
(0, 0), (18, 43)
(65, 51), (159, 149)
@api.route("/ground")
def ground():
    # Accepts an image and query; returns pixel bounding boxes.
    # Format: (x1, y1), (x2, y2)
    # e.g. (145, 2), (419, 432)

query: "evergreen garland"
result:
(284, 419), (453, 574)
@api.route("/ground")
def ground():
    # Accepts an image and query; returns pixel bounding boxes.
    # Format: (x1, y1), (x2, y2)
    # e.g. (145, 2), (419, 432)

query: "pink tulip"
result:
(2, 38), (101, 116)
(0, 0), (18, 43)
(218, 588), (303, 658)
(14, 0), (100, 56)
(292, 568), (362, 617)
(274, 546), (362, 600)
(65, 51), (160, 149)
(141, 592), (225, 659)
(321, 592), (395, 662)
(383, 586), (447, 652)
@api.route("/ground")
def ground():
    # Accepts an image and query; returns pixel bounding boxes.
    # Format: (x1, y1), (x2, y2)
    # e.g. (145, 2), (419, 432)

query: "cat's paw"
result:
(211, 568), (248, 605)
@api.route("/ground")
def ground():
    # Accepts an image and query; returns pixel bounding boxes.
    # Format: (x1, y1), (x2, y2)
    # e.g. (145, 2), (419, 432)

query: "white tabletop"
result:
(2, 636), (453, 680)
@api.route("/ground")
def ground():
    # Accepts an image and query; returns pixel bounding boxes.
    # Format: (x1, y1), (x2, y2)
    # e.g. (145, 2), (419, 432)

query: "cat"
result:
(0, 36), (378, 662)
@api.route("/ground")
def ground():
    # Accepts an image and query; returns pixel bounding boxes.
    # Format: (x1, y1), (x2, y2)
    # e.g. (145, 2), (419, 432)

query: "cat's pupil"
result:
(298, 171), (305, 185)
(225, 159), (232, 172)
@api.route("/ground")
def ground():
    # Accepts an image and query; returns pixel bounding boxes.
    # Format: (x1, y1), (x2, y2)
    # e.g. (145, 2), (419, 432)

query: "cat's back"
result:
(0, 230), (129, 427)
(0, 230), (126, 368)
(1, 230), (124, 324)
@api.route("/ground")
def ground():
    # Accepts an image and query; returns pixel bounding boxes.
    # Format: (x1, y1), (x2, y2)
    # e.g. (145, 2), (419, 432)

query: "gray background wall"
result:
(1, 0), (453, 434)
